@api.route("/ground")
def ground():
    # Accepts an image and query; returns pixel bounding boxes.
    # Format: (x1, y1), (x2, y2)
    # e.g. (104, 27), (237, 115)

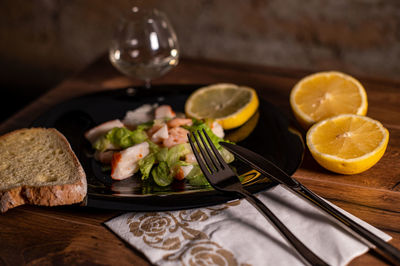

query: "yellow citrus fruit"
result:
(290, 71), (368, 129)
(306, 114), (389, 174)
(185, 83), (259, 130)
(225, 111), (260, 142)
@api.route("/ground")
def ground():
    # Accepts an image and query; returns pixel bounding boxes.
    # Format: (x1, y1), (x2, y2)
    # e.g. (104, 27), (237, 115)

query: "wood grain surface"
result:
(1, 57), (399, 265)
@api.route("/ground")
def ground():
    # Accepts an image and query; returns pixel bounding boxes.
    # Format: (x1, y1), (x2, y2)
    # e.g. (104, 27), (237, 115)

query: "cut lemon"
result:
(290, 71), (368, 129)
(225, 111), (260, 142)
(306, 114), (389, 174)
(185, 83), (259, 130)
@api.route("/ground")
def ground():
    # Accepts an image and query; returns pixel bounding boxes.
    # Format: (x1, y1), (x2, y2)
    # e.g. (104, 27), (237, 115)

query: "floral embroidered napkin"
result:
(105, 185), (391, 266)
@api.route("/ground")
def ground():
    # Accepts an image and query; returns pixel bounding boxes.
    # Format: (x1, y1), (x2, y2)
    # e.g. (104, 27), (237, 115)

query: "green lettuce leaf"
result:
(130, 128), (148, 143)
(166, 143), (191, 167)
(105, 127), (148, 149)
(185, 164), (210, 187)
(184, 119), (233, 150)
(139, 153), (156, 180)
(219, 147), (235, 164)
(156, 147), (168, 162)
(147, 140), (160, 154)
(151, 162), (173, 186)
(92, 136), (113, 152)
(184, 120), (235, 163)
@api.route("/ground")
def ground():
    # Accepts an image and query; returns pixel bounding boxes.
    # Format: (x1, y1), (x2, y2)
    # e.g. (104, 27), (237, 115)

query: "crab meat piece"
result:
(211, 121), (224, 138)
(147, 123), (163, 136)
(151, 124), (169, 143)
(175, 165), (194, 180)
(155, 105), (176, 120)
(85, 119), (124, 143)
(167, 118), (193, 128)
(111, 142), (150, 180)
(123, 104), (158, 128)
(94, 150), (115, 164)
(163, 127), (189, 147)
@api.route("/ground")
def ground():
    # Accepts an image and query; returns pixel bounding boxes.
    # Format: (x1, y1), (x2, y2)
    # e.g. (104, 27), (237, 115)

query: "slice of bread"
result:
(0, 128), (87, 213)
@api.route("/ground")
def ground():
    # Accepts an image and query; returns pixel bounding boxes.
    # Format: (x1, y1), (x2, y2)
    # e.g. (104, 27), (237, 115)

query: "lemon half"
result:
(306, 114), (389, 174)
(290, 71), (368, 129)
(185, 83), (259, 130)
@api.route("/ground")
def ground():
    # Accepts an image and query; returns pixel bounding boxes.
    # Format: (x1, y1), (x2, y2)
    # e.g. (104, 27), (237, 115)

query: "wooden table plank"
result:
(0, 207), (149, 265)
(1, 56), (400, 265)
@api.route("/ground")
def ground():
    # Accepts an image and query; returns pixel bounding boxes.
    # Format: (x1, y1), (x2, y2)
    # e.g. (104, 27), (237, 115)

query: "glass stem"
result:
(144, 79), (151, 89)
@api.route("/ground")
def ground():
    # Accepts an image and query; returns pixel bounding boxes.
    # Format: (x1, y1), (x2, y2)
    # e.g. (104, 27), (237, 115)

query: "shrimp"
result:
(162, 127), (189, 147)
(167, 118), (193, 128)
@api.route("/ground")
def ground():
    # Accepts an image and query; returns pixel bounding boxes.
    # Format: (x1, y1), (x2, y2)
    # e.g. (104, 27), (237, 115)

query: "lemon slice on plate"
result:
(290, 71), (368, 128)
(185, 83), (259, 129)
(306, 114), (389, 174)
(225, 111), (260, 142)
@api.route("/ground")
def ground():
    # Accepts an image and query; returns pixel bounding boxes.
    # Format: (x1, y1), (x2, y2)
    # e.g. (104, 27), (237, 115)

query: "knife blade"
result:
(221, 142), (400, 265)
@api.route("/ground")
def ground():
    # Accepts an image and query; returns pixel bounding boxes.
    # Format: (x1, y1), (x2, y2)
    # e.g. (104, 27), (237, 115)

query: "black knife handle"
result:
(294, 185), (400, 265)
(237, 189), (329, 266)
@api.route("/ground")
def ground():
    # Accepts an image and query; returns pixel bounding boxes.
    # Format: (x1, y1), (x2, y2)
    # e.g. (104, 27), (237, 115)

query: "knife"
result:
(221, 142), (400, 265)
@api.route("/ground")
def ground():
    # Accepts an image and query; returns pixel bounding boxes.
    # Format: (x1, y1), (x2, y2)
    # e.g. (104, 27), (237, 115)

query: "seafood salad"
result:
(84, 104), (234, 187)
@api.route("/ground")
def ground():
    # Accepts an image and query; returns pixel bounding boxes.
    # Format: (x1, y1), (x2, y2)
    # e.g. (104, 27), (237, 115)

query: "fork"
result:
(188, 129), (328, 266)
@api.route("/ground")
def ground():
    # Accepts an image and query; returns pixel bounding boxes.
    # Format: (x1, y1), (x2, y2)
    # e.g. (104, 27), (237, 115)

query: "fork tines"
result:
(188, 129), (227, 174)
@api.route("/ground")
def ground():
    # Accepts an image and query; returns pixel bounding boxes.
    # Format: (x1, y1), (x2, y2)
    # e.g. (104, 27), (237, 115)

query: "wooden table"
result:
(1, 57), (399, 265)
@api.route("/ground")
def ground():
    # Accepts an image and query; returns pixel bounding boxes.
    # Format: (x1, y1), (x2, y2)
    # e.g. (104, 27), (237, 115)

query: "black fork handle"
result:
(237, 189), (329, 266)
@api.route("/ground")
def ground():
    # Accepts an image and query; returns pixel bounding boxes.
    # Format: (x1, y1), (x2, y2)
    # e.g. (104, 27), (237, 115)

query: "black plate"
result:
(31, 84), (304, 211)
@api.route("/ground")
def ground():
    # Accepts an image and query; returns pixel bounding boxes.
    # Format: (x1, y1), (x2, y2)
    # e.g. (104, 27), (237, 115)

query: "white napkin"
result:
(105, 185), (391, 266)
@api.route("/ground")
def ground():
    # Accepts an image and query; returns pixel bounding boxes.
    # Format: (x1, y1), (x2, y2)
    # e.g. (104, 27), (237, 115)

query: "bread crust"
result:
(0, 128), (87, 213)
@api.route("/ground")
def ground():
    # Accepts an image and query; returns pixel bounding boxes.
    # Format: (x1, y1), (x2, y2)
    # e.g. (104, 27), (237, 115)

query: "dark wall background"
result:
(1, 0), (400, 122)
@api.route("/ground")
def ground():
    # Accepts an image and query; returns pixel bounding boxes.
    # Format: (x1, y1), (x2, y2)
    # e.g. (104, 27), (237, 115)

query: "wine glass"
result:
(109, 6), (179, 88)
